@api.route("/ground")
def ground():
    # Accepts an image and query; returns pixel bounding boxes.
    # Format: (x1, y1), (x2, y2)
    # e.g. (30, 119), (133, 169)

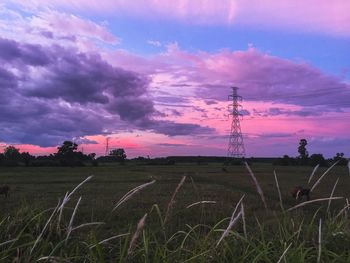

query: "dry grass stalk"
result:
(317, 218), (322, 263)
(0, 238), (18, 248)
(277, 242), (292, 263)
(164, 176), (186, 224)
(186, 201), (216, 209)
(216, 195), (245, 246)
(241, 202), (247, 239)
(57, 192), (69, 228)
(216, 211), (242, 246)
(113, 180), (156, 211)
(311, 160), (340, 192)
(127, 213), (147, 258)
(66, 196), (82, 242)
(230, 195), (245, 221)
(274, 170), (284, 210)
(89, 233), (130, 249)
(287, 197), (343, 212)
(335, 203), (350, 219)
(31, 200), (61, 254)
(327, 178), (339, 213)
(38, 256), (72, 262)
(308, 164), (320, 184)
(244, 162), (267, 210)
(66, 176), (93, 200)
(57, 176), (93, 228)
(71, 222), (105, 232)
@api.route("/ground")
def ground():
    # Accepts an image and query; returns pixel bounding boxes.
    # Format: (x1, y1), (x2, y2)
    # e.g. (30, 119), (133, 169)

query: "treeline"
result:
(274, 153), (348, 167)
(0, 139), (348, 167)
(0, 141), (127, 167)
(274, 139), (348, 167)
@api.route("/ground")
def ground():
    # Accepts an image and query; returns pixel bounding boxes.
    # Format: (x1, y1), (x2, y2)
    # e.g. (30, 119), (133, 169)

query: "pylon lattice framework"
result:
(227, 87), (245, 158)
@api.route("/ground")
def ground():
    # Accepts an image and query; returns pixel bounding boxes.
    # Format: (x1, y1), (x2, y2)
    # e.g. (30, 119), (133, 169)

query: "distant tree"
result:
(4, 146), (21, 161)
(56, 141), (82, 166)
(109, 148), (127, 164)
(21, 152), (35, 167)
(57, 141), (78, 156)
(298, 139), (308, 159)
(88, 153), (98, 166)
(333, 152), (347, 166)
(309, 154), (328, 167)
(88, 153), (96, 160)
(0, 153), (4, 164)
(297, 139), (309, 165)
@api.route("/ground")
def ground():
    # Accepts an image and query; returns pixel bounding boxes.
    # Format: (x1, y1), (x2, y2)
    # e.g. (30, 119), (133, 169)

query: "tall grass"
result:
(0, 164), (349, 262)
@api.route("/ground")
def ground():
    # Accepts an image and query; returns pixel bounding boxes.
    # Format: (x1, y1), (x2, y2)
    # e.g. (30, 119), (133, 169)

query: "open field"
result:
(0, 163), (349, 262)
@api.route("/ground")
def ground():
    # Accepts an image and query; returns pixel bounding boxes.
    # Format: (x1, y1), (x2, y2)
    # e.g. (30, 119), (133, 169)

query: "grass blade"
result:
(308, 164), (319, 184)
(274, 170), (284, 210)
(277, 243), (292, 263)
(241, 202), (247, 239)
(113, 180), (156, 211)
(164, 176), (186, 224)
(186, 201), (216, 209)
(245, 162), (267, 210)
(216, 211), (242, 246)
(287, 197), (343, 211)
(317, 218), (322, 263)
(66, 196), (82, 242)
(327, 178), (339, 213)
(127, 213), (147, 258)
(311, 160), (340, 192)
(31, 200), (60, 254)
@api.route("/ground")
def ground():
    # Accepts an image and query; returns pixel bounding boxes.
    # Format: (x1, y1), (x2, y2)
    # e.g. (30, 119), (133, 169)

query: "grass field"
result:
(0, 162), (349, 262)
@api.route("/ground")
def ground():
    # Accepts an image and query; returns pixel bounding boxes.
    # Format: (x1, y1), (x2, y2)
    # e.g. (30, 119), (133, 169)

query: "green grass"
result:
(0, 163), (349, 262)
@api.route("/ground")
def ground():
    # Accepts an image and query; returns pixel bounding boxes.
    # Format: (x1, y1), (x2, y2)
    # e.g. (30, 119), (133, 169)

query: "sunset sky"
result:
(1, 0), (350, 157)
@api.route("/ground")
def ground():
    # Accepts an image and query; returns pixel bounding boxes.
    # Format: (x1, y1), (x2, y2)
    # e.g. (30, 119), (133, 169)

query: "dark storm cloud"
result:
(23, 47), (150, 105)
(204, 100), (218, 105)
(157, 143), (190, 147)
(143, 120), (214, 136)
(108, 97), (155, 121)
(0, 38), (51, 66)
(253, 107), (323, 117)
(0, 37), (213, 146)
(154, 96), (189, 104)
(257, 132), (295, 138)
(0, 68), (17, 89)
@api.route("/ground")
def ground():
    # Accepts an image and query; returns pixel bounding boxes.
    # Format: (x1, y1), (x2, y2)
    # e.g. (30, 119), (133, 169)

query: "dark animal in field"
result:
(222, 167), (228, 172)
(0, 186), (10, 198)
(291, 186), (310, 201)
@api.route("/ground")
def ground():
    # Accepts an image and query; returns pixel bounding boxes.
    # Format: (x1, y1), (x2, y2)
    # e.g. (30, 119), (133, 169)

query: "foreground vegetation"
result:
(0, 163), (349, 262)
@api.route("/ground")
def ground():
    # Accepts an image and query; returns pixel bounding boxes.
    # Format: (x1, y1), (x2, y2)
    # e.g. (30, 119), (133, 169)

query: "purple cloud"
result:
(0, 37), (213, 146)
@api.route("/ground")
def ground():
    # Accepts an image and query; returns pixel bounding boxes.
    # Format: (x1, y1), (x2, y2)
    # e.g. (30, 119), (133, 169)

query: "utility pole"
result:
(227, 87), (245, 158)
(105, 137), (110, 156)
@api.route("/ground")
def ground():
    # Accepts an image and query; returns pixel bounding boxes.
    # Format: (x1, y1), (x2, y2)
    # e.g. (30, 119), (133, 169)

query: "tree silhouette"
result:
(57, 141), (78, 155)
(4, 146), (21, 161)
(298, 139), (309, 159)
(110, 148), (127, 164)
(56, 141), (79, 166)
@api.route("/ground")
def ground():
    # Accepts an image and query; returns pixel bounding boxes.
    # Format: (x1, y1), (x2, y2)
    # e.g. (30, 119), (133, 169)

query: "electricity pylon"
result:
(227, 87), (245, 158)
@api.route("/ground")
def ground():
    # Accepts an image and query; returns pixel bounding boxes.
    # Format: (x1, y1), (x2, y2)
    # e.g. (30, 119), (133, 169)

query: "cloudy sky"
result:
(1, 0), (349, 157)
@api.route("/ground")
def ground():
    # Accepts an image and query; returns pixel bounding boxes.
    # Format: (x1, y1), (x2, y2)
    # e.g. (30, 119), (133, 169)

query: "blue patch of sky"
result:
(106, 17), (350, 78)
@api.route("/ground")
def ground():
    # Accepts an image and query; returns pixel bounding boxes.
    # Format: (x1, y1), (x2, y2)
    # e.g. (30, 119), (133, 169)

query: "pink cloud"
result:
(0, 7), (119, 52)
(31, 11), (119, 44)
(13, 0), (350, 37)
(107, 45), (350, 110)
